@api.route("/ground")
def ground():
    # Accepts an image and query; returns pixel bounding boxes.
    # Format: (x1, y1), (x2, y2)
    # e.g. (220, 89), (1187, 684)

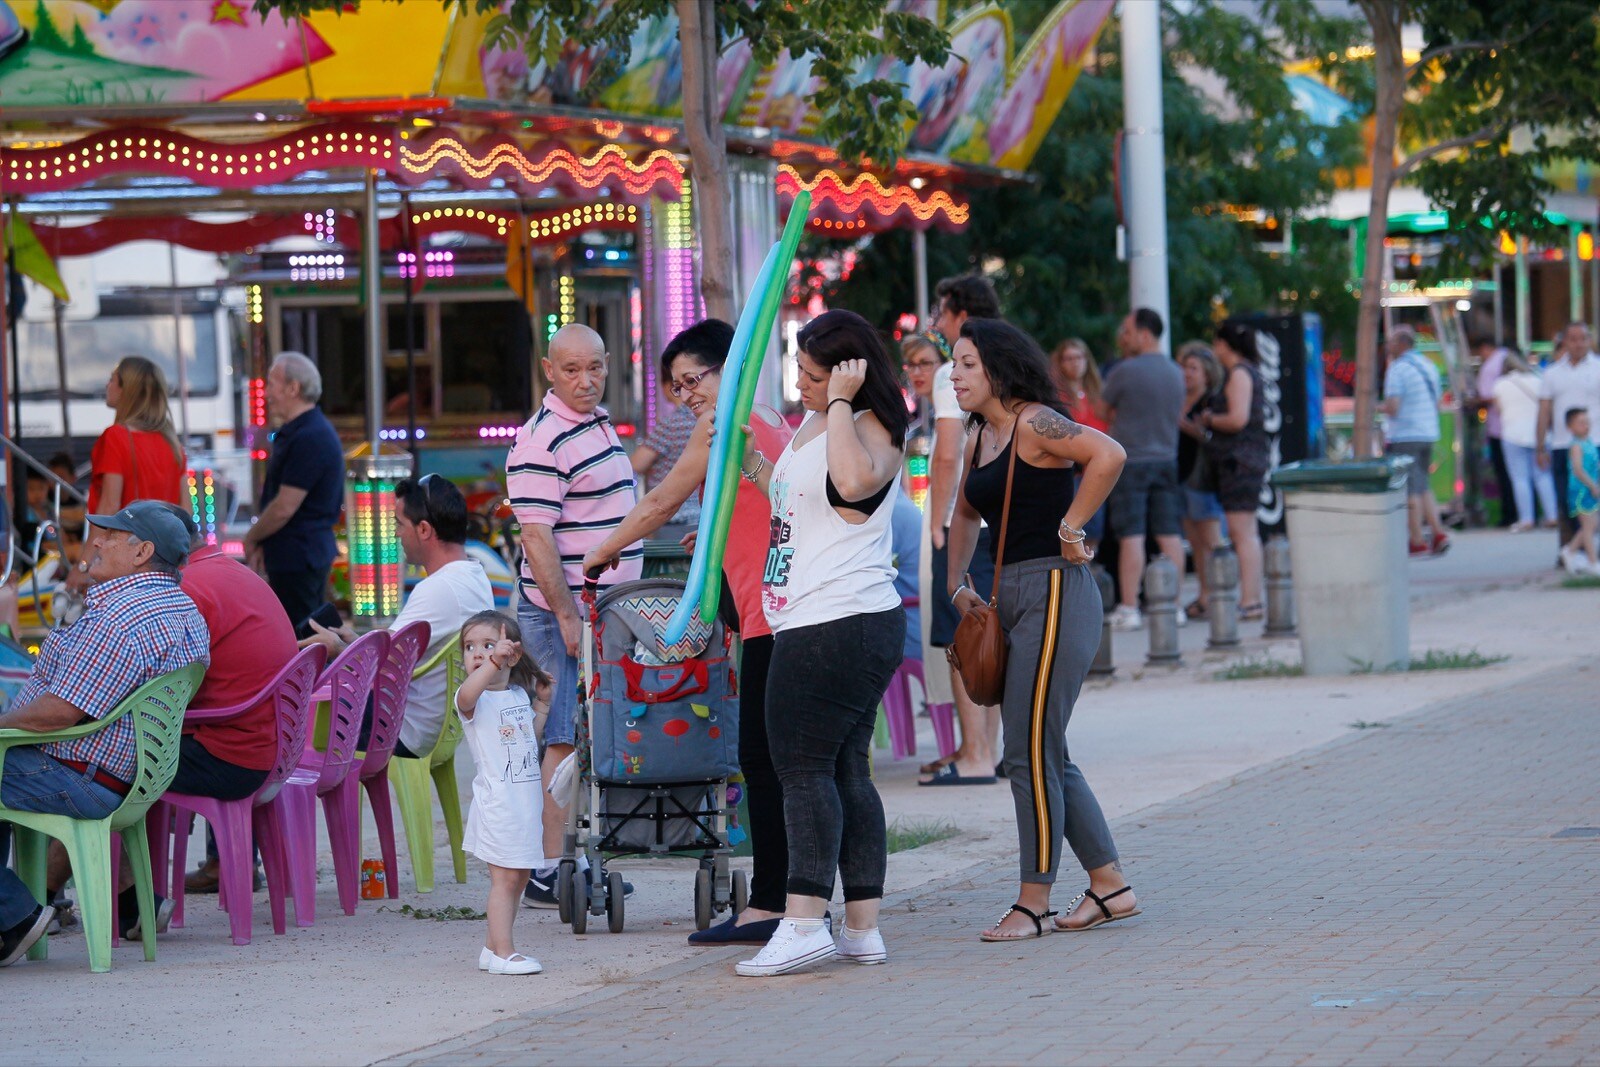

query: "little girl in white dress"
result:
(456, 609), (551, 975)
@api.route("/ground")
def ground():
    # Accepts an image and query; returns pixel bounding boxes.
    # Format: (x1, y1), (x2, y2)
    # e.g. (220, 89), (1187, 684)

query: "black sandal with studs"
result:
(1058, 886), (1141, 932)
(979, 903), (1057, 941)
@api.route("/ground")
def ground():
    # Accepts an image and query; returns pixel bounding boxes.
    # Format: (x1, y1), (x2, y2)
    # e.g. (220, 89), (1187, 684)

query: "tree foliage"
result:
(824, 0), (1365, 361)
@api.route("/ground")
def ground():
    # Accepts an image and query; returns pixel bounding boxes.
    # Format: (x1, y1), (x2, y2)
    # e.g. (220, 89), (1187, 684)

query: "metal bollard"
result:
(1206, 541), (1241, 649)
(1144, 557), (1182, 665)
(1089, 563), (1115, 677)
(1264, 536), (1297, 636)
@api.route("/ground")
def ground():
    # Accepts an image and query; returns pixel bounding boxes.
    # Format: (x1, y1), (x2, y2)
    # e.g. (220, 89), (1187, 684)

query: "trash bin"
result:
(1269, 458), (1411, 675)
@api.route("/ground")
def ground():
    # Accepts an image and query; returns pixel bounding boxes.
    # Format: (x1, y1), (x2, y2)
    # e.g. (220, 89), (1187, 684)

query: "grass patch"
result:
(1404, 648), (1509, 672)
(885, 817), (959, 854)
(379, 904), (487, 921)
(1561, 574), (1600, 589)
(1213, 655), (1303, 681)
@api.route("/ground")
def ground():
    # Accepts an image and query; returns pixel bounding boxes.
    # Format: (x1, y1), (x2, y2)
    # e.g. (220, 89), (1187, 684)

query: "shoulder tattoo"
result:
(1027, 408), (1081, 440)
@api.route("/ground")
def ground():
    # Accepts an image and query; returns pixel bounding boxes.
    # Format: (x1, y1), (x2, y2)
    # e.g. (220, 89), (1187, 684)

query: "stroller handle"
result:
(581, 566), (606, 607)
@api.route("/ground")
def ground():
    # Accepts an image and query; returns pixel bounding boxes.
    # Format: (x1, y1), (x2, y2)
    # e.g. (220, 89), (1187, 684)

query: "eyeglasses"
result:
(668, 367), (719, 397)
(903, 359), (939, 372)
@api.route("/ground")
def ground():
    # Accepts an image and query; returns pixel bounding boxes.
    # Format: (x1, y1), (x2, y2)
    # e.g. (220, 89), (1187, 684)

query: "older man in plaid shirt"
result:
(0, 501), (209, 965)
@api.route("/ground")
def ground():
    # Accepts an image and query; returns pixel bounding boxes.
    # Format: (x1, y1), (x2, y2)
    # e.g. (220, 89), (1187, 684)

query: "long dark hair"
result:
(459, 609), (548, 696)
(795, 309), (909, 448)
(1214, 318), (1260, 363)
(959, 318), (1067, 428)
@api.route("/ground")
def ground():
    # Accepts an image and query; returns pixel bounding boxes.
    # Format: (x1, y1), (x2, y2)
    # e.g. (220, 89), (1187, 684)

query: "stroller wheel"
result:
(606, 871), (625, 933)
(693, 868), (713, 930)
(556, 861), (576, 925)
(570, 878), (589, 935)
(732, 870), (749, 915)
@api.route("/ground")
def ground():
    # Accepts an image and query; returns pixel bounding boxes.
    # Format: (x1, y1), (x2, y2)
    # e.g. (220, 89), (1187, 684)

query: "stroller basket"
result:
(594, 782), (721, 853)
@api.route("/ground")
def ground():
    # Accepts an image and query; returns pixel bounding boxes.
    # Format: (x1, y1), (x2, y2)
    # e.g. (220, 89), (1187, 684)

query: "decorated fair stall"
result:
(0, 0), (1113, 618)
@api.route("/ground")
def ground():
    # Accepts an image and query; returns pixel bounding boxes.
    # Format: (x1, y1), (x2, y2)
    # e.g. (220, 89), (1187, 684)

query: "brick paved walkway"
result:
(384, 664), (1600, 1066)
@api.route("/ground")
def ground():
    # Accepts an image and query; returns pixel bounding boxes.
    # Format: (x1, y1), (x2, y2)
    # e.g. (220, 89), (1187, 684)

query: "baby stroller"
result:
(557, 575), (746, 933)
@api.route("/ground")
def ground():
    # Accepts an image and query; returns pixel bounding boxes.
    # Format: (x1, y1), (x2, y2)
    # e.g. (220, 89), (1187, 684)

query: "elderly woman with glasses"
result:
(583, 319), (794, 947)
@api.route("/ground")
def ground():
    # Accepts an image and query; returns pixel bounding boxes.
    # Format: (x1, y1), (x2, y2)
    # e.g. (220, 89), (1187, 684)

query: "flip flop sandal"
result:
(1057, 886), (1141, 932)
(1184, 599), (1208, 620)
(979, 903), (1057, 942)
(1238, 603), (1265, 621)
(918, 763), (998, 787)
(918, 756), (954, 776)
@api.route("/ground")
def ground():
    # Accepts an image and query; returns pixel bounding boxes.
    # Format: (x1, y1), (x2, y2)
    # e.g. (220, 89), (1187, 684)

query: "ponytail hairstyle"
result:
(795, 308), (910, 448)
(459, 609), (549, 695)
(112, 356), (183, 464)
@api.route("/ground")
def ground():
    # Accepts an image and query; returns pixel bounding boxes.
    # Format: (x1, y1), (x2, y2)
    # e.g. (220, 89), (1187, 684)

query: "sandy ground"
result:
(15, 528), (1588, 1066)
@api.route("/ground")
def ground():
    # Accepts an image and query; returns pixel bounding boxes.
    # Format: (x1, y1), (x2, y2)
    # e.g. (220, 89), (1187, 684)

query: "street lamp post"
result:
(1120, 0), (1171, 350)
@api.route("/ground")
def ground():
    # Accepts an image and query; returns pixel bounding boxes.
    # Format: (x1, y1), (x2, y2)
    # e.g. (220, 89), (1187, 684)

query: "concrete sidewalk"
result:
(386, 660), (1600, 1066)
(6, 529), (1594, 1065)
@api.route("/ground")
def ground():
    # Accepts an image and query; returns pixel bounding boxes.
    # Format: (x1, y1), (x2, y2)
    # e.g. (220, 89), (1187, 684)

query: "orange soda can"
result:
(360, 859), (386, 899)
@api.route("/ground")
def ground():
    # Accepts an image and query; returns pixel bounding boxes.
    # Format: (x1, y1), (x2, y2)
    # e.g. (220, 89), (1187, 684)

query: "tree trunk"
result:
(1353, 0), (1406, 459)
(676, 0), (734, 322)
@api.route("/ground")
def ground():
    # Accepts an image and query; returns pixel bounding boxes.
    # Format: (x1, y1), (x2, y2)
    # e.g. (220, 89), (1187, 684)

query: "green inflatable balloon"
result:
(696, 190), (812, 623)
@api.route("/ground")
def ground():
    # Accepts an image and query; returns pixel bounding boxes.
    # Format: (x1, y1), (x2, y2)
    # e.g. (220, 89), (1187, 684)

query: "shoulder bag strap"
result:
(988, 413), (1021, 609)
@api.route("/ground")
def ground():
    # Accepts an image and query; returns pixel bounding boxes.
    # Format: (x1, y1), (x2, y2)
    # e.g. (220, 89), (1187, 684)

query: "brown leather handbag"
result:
(946, 420), (1019, 706)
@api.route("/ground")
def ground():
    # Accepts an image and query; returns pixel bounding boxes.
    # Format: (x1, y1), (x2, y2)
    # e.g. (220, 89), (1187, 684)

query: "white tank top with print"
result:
(762, 412), (902, 633)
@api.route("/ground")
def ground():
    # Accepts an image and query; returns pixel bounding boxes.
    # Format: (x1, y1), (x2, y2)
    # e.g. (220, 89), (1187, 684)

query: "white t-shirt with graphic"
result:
(458, 684), (546, 870)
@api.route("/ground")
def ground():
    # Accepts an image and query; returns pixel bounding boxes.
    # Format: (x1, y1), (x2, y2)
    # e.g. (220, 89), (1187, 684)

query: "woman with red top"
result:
(583, 319), (794, 947)
(1052, 339), (1109, 432)
(87, 356), (186, 515)
(1051, 339), (1110, 550)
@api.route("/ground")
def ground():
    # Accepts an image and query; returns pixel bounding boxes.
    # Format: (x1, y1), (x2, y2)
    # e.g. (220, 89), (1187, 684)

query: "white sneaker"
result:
(836, 926), (887, 965)
(1174, 607), (1187, 627)
(1109, 605), (1143, 631)
(485, 950), (542, 975)
(1561, 546), (1582, 573)
(735, 919), (837, 977)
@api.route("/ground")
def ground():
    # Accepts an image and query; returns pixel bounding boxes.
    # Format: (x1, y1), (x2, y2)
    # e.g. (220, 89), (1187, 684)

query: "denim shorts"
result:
(518, 595), (580, 749)
(1183, 487), (1223, 522)
(1107, 460), (1183, 538)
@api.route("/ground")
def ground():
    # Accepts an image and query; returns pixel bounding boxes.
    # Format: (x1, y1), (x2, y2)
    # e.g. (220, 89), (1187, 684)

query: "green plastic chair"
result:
(389, 636), (467, 893)
(1, 663), (205, 972)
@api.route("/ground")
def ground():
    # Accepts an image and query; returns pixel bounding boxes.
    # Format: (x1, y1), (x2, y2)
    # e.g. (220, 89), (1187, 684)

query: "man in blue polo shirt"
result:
(1381, 326), (1449, 557)
(242, 351), (345, 629)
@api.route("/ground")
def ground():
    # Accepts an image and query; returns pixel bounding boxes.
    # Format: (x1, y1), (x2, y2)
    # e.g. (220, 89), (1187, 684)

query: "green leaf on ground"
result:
(379, 904), (488, 921)
(1214, 656), (1304, 680)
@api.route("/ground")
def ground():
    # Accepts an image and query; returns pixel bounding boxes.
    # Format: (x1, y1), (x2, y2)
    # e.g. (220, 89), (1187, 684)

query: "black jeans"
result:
(171, 736), (269, 801)
(766, 607), (904, 902)
(268, 565), (330, 634)
(736, 636), (785, 913)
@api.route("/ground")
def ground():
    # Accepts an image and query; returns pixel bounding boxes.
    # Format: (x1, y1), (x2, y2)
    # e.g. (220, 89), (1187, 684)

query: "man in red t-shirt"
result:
(172, 522), (298, 898)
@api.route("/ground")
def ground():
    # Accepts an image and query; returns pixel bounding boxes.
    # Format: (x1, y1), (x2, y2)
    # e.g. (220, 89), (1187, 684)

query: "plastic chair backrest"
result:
(121, 662), (208, 816)
(361, 620), (430, 777)
(408, 632), (465, 759)
(248, 644), (328, 804)
(313, 631), (388, 791)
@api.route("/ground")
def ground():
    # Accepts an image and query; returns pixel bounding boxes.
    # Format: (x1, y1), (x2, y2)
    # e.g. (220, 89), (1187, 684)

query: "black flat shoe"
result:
(687, 915), (780, 945)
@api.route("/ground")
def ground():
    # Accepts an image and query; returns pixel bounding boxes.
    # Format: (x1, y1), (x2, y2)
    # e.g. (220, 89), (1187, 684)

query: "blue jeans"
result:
(0, 746), (121, 929)
(518, 596), (579, 749)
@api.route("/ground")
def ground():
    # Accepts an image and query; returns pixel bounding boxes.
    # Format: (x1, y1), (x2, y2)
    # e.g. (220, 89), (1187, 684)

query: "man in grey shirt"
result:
(1101, 307), (1186, 630)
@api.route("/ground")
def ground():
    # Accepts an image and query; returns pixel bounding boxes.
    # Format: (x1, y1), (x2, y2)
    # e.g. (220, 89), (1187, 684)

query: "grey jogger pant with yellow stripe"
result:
(997, 557), (1119, 884)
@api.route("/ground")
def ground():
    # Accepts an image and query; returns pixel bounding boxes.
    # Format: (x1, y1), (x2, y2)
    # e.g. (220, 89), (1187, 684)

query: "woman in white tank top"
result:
(733, 309), (908, 978)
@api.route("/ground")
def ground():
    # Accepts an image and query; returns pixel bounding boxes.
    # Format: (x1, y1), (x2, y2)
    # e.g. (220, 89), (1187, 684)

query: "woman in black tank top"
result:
(947, 319), (1143, 942)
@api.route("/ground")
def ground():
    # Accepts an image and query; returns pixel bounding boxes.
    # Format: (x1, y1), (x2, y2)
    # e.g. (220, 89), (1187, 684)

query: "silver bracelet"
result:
(1058, 519), (1086, 543)
(741, 452), (766, 483)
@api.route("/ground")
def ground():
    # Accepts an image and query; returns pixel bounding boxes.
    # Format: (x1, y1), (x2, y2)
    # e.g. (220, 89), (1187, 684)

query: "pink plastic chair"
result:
(353, 621), (430, 901)
(150, 644), (327, 945)
(277, 631), (388, 923)
(882, 657), (925, 761)
(929, 700), (958, 761)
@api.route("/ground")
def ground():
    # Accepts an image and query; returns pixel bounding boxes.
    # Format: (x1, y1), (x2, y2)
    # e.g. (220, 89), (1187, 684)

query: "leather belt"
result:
(55, 759), (132, 797)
